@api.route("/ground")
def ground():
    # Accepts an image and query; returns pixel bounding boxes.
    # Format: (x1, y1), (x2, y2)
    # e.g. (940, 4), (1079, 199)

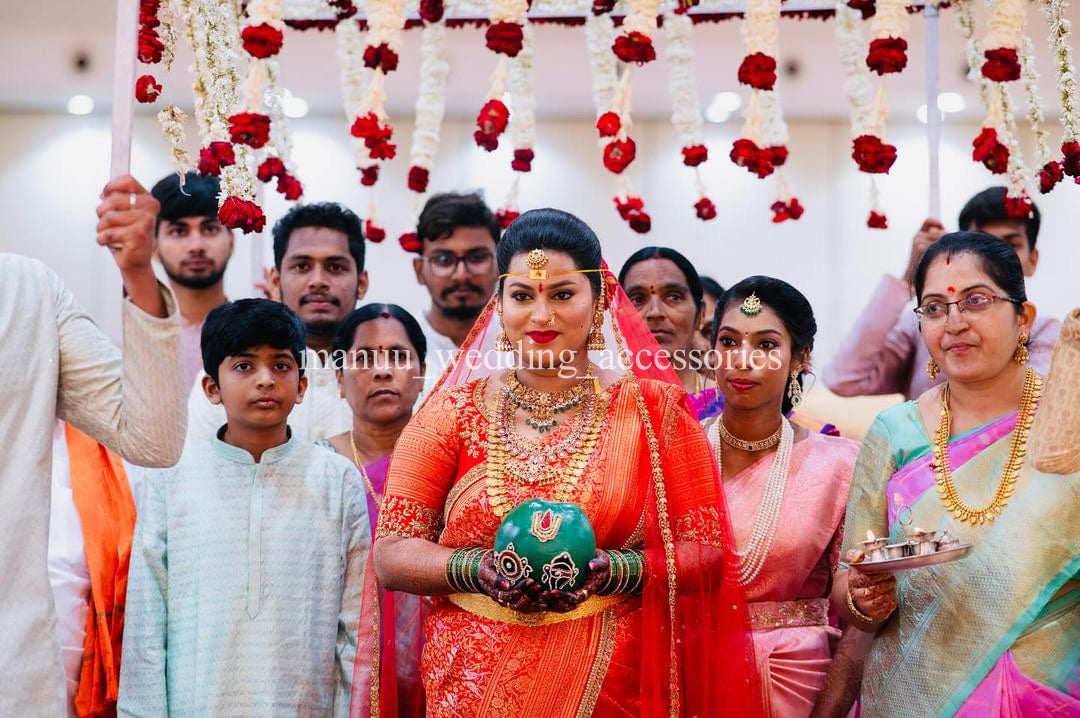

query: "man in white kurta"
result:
(0, 176), (187, 716)
(117, 433), (369, 716)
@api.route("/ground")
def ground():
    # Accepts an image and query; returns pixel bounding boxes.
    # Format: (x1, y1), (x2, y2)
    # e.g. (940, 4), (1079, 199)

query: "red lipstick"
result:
(526, 331), (560, 344)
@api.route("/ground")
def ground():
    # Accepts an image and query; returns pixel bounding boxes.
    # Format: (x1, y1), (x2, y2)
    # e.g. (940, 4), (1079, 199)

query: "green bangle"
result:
(598, 550), (645, 595)
(447, 548), (487, 593)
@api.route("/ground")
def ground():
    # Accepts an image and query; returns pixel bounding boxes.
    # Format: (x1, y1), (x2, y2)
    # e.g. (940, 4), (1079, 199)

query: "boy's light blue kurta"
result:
(118, 433), (370, 717)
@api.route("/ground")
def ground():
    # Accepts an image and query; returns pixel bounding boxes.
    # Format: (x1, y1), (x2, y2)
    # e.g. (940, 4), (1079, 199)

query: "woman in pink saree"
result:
(701, 276), (860, 716)
(833, 233), (1080, 717)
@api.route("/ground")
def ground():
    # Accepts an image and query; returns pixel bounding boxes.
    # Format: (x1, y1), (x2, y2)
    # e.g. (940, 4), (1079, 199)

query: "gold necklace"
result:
(933, 367), (1041, 526)
(486, 378), (608, 517)
(504, 371), (592, 433)
(718, 417), (783, 452)
(349, 430), (382, 509)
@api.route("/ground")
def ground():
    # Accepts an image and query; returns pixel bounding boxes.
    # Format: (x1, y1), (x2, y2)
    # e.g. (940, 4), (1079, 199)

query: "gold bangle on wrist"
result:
(846, 587), (877, 625)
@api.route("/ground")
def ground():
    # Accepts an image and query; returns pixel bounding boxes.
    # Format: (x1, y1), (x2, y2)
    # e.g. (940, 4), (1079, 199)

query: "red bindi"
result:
(947, 286), (955, 293)
(538, 282), (543, 293)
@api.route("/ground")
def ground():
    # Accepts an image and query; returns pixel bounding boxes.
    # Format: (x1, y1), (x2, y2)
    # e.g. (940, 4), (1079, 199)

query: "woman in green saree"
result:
(832, 232), (1079, 717)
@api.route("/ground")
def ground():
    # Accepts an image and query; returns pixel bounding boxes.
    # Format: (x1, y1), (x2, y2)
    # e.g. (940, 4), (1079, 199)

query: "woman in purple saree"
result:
(832, 233), (1079, 717)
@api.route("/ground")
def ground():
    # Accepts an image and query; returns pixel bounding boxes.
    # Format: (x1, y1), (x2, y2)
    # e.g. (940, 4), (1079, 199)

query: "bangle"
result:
(846, 586), (877, 625)
(598, 550), (645, 595)
(447, 548), (486, 593)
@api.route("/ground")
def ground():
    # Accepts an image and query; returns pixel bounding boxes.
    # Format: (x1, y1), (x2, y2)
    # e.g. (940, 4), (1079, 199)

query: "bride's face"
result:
(500, 250), (596, 372)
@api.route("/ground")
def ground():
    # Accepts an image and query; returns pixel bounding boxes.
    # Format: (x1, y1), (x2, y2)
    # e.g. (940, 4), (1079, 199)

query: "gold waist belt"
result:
(748, 597), (830, 631)
(449, 592), (629, 627)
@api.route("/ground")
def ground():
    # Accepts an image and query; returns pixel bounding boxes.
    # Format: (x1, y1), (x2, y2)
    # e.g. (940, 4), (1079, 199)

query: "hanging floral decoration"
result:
(981, 0), (1025, 82)
(1039, 0), (1080, 181)
(474, 0), (527, 152)
(866, 0), (909, 75)
(137, 0), (176, 102)
(666, 12), (716, 221)
(837, 1), (892, 228)
(497, 22), (537, 225)
(186, 0), (263, 233)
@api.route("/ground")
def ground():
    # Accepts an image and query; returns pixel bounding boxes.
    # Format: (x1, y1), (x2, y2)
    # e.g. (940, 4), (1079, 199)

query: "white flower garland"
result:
(368, 0), (406, 51)
(623, 0), (661, 37)
(159, 0), (180, 69)
(489, 0), (527, 24)
(336, 18), (375, 170)
(983, 0), (1026, 53)
(665, 12), (704, 146)
(282, 0), (337, 19)
(586, 13), (618, 113)
(836, 1), (876, 137)
(409, 20), (449, 175)
(1039, 0), (1080, 141)
(743, 0), (780, 56)
(509, 21), (536, 155)
(1021, 35), (1053, 167)
(186, 0), (255, 204)
(756, 90), (789, 147)
(158, 105), (192, 173)
(871, 0), (908, 41)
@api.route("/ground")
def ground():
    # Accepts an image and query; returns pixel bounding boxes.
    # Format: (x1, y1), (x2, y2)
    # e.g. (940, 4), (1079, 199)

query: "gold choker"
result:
(718, 419), (783, 452)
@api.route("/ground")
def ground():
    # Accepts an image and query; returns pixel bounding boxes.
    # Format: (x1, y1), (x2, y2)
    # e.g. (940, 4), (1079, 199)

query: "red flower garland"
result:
(592, 0), (616, 14)
(351, 113), (397, 160)
(277, 174), (303, 200)
(496, 209), (521, 228)
(867, 210), (888, 229)
(511, 149), (535, 172)
(694, 197), (717, 221)
(596, 111), (621, 138)
(763, 145), (788, 167)
(408, 166), (430, 193)
(399, 232), (423, 252)
(486, 22), (525, 57)
(257, 157), (286, 182)
(419, 0), (445, 23)
(360, 165), (380, 187)
(602, 138), (637, 174)
(848, 0), (876, 19)
(364, 220), (387, 242)
(1004, 193), (1033, 219)
(474, 99), (510, 152)
(1062, 141), (1080, 177)
(730, 139), (779, 178)
(612, 31), (656, 65)
(682, 144), (708, 167)
(1038, 161), (1064, 193)
(135, 75), (162, 103)
(981, 48), (1021, 83)
(866, 37), (908, 75)
(737, 53), (777, 91)
(851, 134), (898, 173)
(228, 113), (272, 149)
(241, 23), (284, 58)
(972, 127), (1009, 174)
(615, 195), (652, 233)
(770, 198), (804, 223)
(197, 142), (236, 176)
(218, 197), (266, 234)
(363, 43), (400, 73)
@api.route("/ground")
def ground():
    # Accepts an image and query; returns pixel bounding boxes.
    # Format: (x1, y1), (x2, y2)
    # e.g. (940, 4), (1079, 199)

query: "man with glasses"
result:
(410, 191), (501, 392)
(824, 186), (1060, 400)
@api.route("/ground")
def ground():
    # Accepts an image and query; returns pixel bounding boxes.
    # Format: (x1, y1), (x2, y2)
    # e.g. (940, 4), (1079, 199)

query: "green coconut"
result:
(493, 499), (597, 592)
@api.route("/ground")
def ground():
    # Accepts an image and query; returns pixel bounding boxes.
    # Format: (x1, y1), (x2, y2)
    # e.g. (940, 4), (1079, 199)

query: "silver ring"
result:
(129, 193), (138, 207)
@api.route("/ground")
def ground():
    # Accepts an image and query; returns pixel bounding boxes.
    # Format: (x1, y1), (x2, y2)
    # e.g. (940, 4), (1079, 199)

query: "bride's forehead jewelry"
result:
(740, 292), (763, 317)
(527, 249), (548, 280)
(499, 251), (612, 283)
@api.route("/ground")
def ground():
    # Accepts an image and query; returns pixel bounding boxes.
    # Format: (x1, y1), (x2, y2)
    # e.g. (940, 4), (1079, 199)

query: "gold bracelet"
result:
(846, 586), (877, 625)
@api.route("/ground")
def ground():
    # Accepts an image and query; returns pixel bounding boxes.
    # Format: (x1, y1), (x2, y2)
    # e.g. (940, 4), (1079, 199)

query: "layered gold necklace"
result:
(486, 371), (608, 517)
(933, 367), (1041, 526)
(504, 370), (592, 433)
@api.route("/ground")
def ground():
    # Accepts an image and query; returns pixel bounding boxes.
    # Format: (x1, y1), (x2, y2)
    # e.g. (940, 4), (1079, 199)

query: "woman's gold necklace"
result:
(933, 367), (1041, 526)
(349, 430), (382, 509)
(504, 370), (591, 433)
(486, 371), (608, 518)
(718, 418), (783, 452)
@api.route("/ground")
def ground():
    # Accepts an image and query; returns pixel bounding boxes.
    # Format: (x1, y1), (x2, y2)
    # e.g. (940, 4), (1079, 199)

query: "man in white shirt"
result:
(409, 192), (501, 393)
(186, 202), (368, 442)
(0, 175), (186, 715)
(150, 172), (234, 390)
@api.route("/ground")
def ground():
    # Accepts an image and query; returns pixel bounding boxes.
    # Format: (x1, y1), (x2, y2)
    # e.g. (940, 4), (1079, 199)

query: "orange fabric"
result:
(64, 423), (137, 718)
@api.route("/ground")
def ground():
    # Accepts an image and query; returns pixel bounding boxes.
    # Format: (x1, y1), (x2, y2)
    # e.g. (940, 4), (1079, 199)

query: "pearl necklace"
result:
(709, 416), (794, 586)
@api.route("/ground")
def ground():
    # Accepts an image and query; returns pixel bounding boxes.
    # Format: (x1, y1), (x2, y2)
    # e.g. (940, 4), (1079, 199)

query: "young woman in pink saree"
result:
(701, 276), (860, 717)
(350, 209), (763, 717)
(834, 233), (1080, 717)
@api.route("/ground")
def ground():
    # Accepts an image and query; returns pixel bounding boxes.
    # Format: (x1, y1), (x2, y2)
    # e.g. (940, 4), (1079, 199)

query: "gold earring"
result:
(1013, 332), (1030, 365)
(926, 358), (940, 380)
(495, 305), (514, 352)
(787, 369), (803, 409)
(586, 299), (606, 351)
(338, 387), (345, 400)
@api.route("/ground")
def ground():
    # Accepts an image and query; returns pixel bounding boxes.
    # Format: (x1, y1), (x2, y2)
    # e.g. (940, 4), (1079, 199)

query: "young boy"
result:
(118, 299), (369, 716)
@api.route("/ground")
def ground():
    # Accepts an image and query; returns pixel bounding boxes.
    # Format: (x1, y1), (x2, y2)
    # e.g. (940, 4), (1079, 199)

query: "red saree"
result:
(351, 269), (763, 717)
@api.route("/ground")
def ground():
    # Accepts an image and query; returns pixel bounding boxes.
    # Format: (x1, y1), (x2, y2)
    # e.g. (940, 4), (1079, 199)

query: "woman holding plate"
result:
(351, 209), (762, 717)
(833, 232), (1080, 716)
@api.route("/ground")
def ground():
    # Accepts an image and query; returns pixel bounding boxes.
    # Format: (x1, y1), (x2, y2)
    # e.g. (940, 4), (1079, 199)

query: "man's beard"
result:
(163, 264), (226, 290)
(304, 320), (341, 343)
(436, 281), (488, 321)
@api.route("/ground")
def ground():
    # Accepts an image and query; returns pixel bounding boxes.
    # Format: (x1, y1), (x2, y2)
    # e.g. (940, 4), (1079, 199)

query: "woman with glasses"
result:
(832, 232), (1080, 716)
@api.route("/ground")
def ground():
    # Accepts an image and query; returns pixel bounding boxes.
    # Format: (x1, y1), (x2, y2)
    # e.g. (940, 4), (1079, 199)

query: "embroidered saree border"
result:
(448, 592), (628, 626)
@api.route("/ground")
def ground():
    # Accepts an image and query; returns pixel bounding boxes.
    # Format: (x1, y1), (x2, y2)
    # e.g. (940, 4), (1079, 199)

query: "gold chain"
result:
(717, 417), (783, 452)
(933, 368), (1041, 526)
(504, 371), (593, 433)
(349, 430), (383, 510)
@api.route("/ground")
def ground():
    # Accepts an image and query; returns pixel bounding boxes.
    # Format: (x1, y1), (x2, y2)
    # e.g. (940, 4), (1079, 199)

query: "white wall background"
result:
(0, 110), (1076, 367)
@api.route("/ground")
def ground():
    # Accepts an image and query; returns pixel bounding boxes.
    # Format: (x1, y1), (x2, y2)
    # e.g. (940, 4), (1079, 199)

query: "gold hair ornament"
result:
(740, 292), (763, 317)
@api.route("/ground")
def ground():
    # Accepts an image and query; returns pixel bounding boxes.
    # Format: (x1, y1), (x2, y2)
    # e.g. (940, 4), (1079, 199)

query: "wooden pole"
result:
(110, 0), (139, 180)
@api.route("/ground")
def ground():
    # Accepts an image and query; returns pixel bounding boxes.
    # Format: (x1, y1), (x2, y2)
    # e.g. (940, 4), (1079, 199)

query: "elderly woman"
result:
(833, 232), (1080, 716)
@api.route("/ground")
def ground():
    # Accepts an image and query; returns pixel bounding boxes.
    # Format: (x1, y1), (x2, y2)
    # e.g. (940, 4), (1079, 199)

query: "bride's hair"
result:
(495, 208), (603, 297)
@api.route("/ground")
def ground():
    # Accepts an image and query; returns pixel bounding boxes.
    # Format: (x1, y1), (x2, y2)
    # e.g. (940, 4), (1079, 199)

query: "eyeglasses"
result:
(425, 250), (494, 278)
(913, 292), (1021, 322)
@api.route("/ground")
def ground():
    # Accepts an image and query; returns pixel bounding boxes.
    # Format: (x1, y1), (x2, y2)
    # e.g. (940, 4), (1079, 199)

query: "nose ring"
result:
(545, 311), (556, 327)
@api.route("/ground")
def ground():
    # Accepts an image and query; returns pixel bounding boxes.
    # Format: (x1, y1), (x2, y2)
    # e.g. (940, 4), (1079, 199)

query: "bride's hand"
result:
(539, 551), (610, 614)
(476, 552), (546, 613)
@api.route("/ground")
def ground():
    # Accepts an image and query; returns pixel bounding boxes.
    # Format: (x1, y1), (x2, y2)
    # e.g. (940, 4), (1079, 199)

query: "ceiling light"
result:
(937, 92), (966, 113)
(66, 95), (94, 115)
(706, 91), (742, 123)
(916, 104), (945, 124)
(280, 89), (309, 119)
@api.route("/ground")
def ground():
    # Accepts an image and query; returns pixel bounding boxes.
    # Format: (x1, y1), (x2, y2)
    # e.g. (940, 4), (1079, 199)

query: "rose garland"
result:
(475, 0), (527, 152)
(1038, 0), (1080, 180)
(613, 0), (661, 65)
(981, 0), (1026, 82)
(665, 11), (716, 222)
(497, 21), (536, 228)
(738, 0), (780, 91)
(730, 0), (789, 181)
(351, 0), (405, 195)
(136, 0), (176, 104)
(242, 0), (304, 202)
(866, 0), (909, 75)
(186, 0), (263, 233)
(837, 1), (893, 228)
(1019, 35), (1063, 193)
(586, 13), (650, 233)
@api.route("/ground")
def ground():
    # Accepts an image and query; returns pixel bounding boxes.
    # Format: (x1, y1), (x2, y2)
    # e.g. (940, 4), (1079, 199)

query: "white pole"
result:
(110, 0), (139, 179)
(925, 0), (942, 219)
